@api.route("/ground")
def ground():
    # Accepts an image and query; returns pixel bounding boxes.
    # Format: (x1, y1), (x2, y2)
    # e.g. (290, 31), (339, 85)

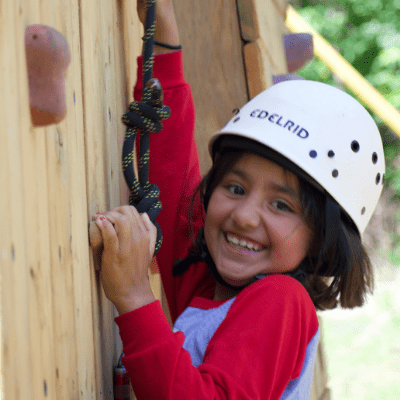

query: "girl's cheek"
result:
(263, 214), (302, 238)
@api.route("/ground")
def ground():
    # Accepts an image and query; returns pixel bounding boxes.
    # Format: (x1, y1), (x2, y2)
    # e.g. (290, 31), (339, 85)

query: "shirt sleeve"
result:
(115, 275), (319, 400)
(133, 51), (206, 321)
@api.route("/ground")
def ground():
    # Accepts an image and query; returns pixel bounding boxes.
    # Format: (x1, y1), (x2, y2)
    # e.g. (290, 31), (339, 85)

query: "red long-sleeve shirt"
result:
(115, 51), (319, 400)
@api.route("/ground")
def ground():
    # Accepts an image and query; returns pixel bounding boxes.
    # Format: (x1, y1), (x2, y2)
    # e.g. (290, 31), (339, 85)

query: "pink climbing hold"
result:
(284, 33), (313, 73)
(25, 25), (71, 127)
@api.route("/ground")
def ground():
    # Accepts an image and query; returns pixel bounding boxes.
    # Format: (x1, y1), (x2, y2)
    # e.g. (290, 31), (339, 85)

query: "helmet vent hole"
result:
(372, 152), (378, 164)
(328, 150), (335, 158)
(351, 140), (360, 152)
(233, 117), (240, 123)
(332, 169), (339, 178)
(232, 108), (240, 115)
(361, 207), (366, 215)
(376, 173), (381, 184)
(309, 150), (317, 158)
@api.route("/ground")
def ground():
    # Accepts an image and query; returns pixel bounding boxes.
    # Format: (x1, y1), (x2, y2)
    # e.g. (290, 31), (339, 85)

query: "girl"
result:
(94, 1), (385, 398)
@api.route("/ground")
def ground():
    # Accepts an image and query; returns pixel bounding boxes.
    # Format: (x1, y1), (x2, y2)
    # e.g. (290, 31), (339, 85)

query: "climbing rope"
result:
(121, 0), (171, 255)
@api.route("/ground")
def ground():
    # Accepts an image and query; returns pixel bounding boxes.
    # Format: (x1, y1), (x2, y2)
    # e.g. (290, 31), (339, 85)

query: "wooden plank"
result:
(80, 0), (143, 397)
(174, 0), (248, 173)
(2, 0), (156, 399)
(0, 0), (78, 398)
(23, 118), (57, 399)
(237, 0), (259, 43)
(0, 0), (34, 398)
(37, 4), (77, 399)
(1, 0), (139, 398)
(36, 0), (99, 397)
(120, 0), (142, 207)
(120, 0), (143, 107)
(15, 0), (59, 398)
(64, 0), (99, 395)
(244, 39), (274, 98)
(79, 0), (116, 395)
(237, 0), (288, 75)
(237, 0), (289, 39)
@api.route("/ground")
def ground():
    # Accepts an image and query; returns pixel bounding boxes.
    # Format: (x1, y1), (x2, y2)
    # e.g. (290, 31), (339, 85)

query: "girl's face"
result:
(204, 152), (313, 288)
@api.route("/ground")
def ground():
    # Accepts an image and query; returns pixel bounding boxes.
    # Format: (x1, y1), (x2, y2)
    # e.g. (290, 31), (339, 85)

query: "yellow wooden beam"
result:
(285, 5), (400, 139)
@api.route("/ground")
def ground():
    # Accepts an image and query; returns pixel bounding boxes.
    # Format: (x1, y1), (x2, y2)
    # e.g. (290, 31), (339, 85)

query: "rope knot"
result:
(122, 77), (170, 255)
(122, 79), (171, 133)
(122, 101), (170, 133)
(130, 183), (161, 219)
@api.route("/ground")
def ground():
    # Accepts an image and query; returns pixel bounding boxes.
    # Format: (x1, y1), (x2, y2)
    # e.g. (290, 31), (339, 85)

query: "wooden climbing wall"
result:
(0, 0), (329, 399)
(0, 0), (144, 398)
(177, 0), (291, 174)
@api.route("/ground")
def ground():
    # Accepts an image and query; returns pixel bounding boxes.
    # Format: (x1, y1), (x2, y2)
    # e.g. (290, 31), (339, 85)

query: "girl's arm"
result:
(95, 0), (203, 317)
(134, 51), (204, 321)
(135, 0), (205, 320)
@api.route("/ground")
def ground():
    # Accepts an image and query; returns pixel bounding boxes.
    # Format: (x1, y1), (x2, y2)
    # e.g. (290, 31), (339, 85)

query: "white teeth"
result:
(226, 234), (262, 252)
(231, 236), (239, 245)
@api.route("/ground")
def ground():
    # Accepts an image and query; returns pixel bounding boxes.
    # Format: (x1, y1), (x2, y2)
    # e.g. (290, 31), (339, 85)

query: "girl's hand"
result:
(136, 0), (180, 54)
(137, 0), (174, 25)
(95, 206), (157, 315)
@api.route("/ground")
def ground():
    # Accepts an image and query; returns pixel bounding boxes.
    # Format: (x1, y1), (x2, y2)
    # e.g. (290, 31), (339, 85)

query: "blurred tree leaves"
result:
(292, 0), (400, 103)
(291, 0), (400, 260)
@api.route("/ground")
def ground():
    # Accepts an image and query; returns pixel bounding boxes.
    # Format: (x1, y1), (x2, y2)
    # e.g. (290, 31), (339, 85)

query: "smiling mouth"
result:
(225, 233), (265, 252)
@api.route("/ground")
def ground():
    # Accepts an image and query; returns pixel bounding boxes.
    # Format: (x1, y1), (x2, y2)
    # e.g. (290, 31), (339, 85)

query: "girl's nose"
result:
(231, 198), (261, 231)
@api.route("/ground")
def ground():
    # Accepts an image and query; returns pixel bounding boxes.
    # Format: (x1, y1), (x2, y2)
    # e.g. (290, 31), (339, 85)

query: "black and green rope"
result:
(121, 0), (171, 255)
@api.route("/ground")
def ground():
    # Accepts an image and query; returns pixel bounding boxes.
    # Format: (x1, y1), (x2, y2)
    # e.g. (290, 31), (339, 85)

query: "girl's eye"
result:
(227, 184), (245, 196)
(272, 200), (293, 213)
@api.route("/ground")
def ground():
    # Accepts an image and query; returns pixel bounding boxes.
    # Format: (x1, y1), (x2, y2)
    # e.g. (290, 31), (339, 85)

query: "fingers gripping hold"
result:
(91, 206), (157, 257)
(92, 206), (157, 312)
(95, 215), (119, 252)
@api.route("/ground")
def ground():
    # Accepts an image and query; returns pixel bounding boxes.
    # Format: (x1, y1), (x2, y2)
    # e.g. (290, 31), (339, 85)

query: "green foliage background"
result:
(292, 0), (400, 263)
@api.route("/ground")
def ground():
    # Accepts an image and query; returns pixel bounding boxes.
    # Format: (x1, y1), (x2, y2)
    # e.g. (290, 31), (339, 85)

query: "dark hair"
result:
(192, 148), (373, 310)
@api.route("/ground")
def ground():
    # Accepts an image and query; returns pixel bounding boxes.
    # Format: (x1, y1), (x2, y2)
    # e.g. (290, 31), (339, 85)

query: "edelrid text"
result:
(250, 109), (309, 139)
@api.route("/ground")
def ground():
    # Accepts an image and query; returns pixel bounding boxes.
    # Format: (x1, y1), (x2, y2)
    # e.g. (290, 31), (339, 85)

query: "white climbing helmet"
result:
(209, 80), (385, 235)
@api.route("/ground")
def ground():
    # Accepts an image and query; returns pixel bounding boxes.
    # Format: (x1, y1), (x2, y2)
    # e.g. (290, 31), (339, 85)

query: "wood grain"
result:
(173, 0), (248, 174)
(244, 39), (274, 98)
(1, 0), (142, 397)
(0, 0), (34, 397)
(238, 0), (288, 89)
